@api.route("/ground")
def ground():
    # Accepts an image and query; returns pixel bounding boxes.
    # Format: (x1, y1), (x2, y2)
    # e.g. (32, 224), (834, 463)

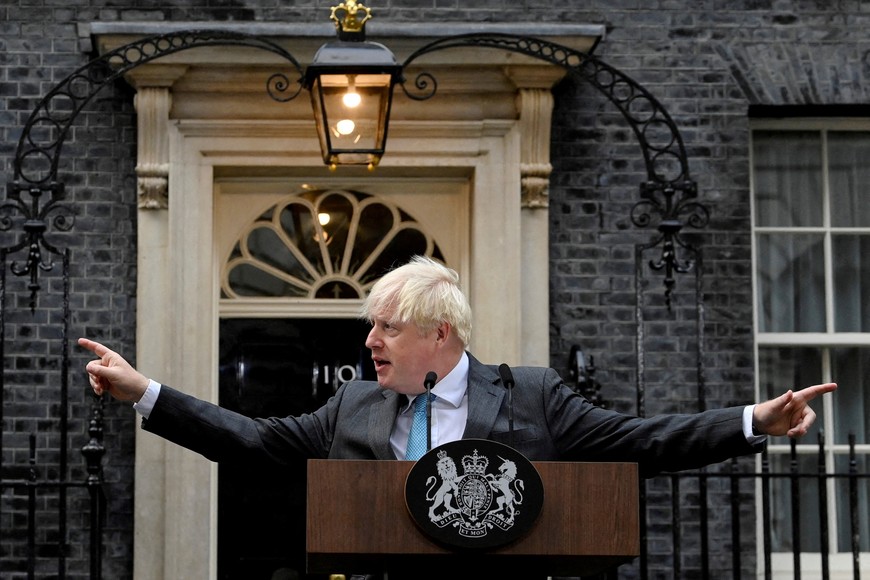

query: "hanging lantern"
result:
(305, 1), (403, 170)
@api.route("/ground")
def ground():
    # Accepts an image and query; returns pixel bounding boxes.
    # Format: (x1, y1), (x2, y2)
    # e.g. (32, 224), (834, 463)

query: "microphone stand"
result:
(424, 371), (437, 454)
(498, 364), (515, 449)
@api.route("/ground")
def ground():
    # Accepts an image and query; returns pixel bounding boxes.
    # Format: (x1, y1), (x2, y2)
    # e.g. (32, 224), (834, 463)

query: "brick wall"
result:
(1, 1), (867, 578)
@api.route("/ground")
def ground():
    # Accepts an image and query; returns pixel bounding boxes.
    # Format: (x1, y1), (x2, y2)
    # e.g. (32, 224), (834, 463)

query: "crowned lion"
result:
(425, 451), (462, 520)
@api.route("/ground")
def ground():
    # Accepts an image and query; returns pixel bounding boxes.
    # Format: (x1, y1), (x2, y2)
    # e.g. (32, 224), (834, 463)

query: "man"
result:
(80, 255), (836, 577)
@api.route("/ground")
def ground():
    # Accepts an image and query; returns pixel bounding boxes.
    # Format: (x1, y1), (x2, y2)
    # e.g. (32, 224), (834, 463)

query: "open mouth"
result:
(372, 357), (390, 372)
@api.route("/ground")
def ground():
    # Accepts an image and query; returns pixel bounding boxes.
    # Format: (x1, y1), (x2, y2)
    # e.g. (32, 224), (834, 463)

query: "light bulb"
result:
(318, 212), (330, 226)
(342, 91), (361, 108)
(336, 119), (355, 135)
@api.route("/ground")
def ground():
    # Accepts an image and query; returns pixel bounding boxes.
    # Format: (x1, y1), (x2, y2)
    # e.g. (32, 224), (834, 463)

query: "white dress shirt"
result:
(389, 352), (470, 460)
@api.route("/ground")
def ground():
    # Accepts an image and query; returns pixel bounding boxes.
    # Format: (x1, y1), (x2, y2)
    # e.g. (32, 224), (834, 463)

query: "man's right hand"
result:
(79, 338), (150, 402)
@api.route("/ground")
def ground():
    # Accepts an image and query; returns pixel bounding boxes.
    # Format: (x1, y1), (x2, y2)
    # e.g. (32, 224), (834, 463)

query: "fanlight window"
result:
(221, 189), (444, 299)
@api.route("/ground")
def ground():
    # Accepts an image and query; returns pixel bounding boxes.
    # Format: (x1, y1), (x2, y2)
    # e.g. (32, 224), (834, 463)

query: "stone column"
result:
(508, 67), (565, 367)
(127, 66), (186, 580)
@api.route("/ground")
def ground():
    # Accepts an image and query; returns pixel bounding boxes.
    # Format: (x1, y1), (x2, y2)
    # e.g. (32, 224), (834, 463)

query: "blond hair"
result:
(360, 256), (472, 347)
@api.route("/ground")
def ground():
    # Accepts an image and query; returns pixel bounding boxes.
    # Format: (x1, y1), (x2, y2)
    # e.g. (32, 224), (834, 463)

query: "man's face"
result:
(365, 314), (441, 395)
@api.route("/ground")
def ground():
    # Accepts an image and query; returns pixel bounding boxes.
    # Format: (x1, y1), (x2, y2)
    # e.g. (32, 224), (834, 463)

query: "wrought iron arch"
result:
(12, 30), (304, 189)
(399, 33), (710, 305)
(5, 30), (305, 309)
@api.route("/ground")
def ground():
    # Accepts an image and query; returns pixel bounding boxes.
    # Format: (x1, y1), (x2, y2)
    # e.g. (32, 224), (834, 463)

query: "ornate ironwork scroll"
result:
(401, 33), (710, 304)
(5, 30), (305, 307)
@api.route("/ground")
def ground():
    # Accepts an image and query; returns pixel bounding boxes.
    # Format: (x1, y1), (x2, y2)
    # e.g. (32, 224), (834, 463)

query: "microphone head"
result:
(498, 363), (515, 389)
(424, 371), (438, 387)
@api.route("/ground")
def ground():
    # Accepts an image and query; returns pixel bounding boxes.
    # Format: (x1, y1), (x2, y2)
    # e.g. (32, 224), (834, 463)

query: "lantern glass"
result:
(310, 72), (393, 167)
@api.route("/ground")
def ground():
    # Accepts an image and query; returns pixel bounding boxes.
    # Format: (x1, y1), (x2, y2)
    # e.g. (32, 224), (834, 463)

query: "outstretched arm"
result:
(78, 337), (150, 402)
(752, 383), (837, 438)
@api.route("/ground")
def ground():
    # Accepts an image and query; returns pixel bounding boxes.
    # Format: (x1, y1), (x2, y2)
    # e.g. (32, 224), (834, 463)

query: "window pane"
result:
(829, 132), (870, 227)
(227, 263), (308, 298)
(832, 235), (870, 332)
(753, 131), (823, 227)
(767, 454), (822, 552)
(756, 233), (826, 332)
(278, 202), (323, 275)
(315, 192), (355, 270)
(246, 227), (313, 284)
(831, 347), (870, 445)
(350, 203), (395, 277)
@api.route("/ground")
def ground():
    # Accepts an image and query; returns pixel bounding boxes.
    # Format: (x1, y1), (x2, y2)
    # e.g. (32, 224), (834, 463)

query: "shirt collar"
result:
(402, 352), (469, 411)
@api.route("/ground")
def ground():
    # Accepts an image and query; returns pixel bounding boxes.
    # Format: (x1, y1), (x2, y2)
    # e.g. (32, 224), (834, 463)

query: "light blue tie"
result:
(404, 394), (433, 460)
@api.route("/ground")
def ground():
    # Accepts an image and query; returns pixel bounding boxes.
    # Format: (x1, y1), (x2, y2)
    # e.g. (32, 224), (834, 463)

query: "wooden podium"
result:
(306, 460), (639, 577)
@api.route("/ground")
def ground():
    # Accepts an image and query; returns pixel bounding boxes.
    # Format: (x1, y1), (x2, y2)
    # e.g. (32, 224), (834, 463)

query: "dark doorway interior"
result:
(217, 318), (375, 580)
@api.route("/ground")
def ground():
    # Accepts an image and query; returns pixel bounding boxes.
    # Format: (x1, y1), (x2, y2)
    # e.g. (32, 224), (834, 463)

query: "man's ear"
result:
(435, 321), (451, 344)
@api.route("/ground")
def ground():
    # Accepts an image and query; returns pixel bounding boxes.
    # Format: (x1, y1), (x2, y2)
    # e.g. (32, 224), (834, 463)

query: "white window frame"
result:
(750, 117), (870, 579)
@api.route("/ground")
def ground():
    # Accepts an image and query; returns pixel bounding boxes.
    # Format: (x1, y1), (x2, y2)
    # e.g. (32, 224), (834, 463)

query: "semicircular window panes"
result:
(221, 189), (444, 299)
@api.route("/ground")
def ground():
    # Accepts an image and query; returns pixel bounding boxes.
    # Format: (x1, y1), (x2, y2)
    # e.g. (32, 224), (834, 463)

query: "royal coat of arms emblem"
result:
(405, 439), (543, 550)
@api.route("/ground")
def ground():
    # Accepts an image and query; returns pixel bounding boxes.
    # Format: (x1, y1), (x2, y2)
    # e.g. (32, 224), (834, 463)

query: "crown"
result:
(462, 449), (489, 476)
(437, 449), (448, 461)
(330, 0), (372, 36)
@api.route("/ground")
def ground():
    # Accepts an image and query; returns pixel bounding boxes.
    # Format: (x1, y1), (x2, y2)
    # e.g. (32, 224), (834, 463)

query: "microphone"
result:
(498, 363), (515, 449)
(424, 371), (437, 453)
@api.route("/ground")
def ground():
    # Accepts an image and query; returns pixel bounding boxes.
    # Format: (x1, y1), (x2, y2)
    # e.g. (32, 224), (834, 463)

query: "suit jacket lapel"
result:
(369, 389), (401, 459)
(462, 354), (505, 440)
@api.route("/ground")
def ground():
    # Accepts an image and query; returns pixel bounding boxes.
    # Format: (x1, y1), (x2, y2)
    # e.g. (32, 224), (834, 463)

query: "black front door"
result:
(217, 318), (375, 580)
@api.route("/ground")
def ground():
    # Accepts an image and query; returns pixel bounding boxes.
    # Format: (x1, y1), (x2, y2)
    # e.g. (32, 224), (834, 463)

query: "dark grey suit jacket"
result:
(143, 353), (762, 476)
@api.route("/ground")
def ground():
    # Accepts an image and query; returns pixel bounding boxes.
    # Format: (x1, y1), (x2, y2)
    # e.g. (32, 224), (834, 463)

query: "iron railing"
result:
(0, 249), (107, 580)
(630, 433), (868, 580)
(568, 349), (867, 580)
